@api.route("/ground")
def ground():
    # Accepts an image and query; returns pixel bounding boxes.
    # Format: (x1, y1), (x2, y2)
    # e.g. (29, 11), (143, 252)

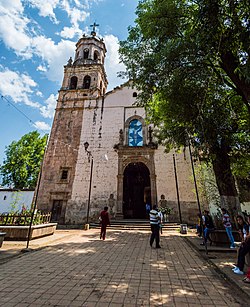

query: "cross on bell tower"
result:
(90, 22), (99, 37)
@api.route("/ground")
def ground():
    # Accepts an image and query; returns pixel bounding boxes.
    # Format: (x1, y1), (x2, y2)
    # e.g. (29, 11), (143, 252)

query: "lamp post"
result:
(23, 134), (48, 251)
(173, 154), (182, 224)
(187, 137), (208, 254)
(84, 142), (93, 230)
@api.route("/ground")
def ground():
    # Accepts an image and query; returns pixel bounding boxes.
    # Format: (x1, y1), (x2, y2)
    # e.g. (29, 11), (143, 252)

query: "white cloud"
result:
(0, 66), (40, 108)
(40, 94), (57, 118)
(33, 121), (51, 131)
(59, 25), (82, 39)
(0, 0), (32, 58)
(32, 36), (76, 82)
(0, 0), (123, 97)
(36, 65), (47, 72)
(28, 0), (60, 23)
(68, 7), (89, 27)
(104, 34), (127, 90)
(0, 0), (103, 85)
(36, 90), (43, 97)
(59, 2), (89, 38)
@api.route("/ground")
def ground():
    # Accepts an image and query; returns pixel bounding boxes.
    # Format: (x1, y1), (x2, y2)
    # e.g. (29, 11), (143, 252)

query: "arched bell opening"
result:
(69, 76), (78, 89)
(83, 75), (91, 89)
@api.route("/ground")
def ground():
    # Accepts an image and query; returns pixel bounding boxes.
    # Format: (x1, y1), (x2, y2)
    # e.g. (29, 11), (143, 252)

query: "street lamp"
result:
(173, 154), (182, 224)
(84, 142), (93, 230)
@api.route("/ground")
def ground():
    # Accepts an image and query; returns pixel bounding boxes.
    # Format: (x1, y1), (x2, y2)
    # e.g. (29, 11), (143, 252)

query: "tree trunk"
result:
(220, 51), (250, 114)
(211, 141), (241, 218)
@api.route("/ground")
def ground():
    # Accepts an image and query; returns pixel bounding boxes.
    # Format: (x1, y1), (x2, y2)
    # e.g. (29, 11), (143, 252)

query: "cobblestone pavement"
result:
(0, 229), (248, 307)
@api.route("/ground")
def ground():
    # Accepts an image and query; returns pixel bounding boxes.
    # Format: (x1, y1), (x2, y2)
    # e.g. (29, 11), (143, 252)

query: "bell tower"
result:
(61, 29), (108, 97)
(37, 28), (108, 223)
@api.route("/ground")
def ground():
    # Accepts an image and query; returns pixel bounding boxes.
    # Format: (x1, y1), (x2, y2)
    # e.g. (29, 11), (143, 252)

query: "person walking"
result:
(99, 206), (110, 240)
(201, 210), (214, 246)
(149, 205), (161, 248)
(221, 208), (235, 248)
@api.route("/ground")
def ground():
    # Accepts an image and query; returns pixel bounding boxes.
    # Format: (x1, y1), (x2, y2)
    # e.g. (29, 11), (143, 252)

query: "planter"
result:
(210, 229), (241, 246)
(0, 223), (57, 241)
(0, 232), (6, 247)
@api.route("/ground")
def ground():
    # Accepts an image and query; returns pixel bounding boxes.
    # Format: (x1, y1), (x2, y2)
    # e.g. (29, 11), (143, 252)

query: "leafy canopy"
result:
(120, 0), (250, 111)
(119, 0), (250, 179)
(0, 131), (47, 189)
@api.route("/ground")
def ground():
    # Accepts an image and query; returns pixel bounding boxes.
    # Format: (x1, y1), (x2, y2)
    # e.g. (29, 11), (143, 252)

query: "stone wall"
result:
(68, 85), (199, 224)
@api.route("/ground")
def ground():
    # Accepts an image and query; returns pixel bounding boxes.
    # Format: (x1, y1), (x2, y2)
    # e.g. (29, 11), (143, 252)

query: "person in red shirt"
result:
(99, 206), (110, 240)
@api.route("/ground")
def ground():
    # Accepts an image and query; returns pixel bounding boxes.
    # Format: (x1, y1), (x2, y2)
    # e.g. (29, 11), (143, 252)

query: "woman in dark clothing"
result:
(233, 233), (250, 275)
(233, 215), (250, 275)
(236, 215), (249, 242)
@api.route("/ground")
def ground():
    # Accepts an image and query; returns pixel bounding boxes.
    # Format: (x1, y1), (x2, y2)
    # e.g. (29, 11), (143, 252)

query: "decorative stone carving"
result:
(147, 126), (158, 149)
(67, 57), (72, 66)
(108, 193), (116, 217)
(119, 129), (124, 145)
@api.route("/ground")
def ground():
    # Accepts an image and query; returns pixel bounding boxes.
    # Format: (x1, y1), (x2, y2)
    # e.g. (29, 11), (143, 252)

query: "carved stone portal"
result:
(116, 147), (157, 218)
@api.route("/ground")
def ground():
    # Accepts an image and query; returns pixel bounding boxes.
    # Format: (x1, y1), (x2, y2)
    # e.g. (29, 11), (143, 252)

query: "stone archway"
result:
(123, 162), (150, 218)
(116, 148), (157, 219)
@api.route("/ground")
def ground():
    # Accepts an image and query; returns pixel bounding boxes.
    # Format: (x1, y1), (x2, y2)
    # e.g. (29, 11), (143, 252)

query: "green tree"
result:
(0, 131), (47, 189)
(119, 0), (250, 213)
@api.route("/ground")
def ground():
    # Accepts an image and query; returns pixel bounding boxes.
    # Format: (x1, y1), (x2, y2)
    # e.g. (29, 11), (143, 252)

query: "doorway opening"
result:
(51, 200), (63, 223)
(123, 162), (151, 219)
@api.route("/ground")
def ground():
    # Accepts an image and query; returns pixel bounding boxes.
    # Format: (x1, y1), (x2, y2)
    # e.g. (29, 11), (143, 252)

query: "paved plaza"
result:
(0, 229), (249, 306)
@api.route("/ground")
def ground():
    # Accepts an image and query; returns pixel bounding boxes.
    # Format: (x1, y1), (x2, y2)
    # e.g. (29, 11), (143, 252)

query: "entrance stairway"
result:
(90, 219), (180, 231)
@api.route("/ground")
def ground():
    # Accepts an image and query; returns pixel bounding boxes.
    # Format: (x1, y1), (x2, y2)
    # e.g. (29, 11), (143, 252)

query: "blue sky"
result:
(0, 0), (138, 167)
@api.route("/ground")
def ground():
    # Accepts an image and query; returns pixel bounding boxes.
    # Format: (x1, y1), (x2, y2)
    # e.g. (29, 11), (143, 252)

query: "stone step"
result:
(89, 220), (180, 231)
(98, 219), (178, 225)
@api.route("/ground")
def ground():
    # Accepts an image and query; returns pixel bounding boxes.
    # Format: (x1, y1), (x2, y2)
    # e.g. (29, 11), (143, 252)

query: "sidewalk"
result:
(0, 229), (82, 263)
(184, 231), (250, 301)
(0, 228), (249, 306)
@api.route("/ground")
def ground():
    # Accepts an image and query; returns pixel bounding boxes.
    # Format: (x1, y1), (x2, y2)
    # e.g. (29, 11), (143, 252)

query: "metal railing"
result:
(0, 212), (52, 226)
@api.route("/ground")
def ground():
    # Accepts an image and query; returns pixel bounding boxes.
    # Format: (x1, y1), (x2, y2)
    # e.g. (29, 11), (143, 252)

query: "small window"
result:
(69, 76), (78, 89)
(83, 49), (89, 59)
(133, 92), (137, 97)
(83, 75), (91, 89)
(61, 170), (68, 180)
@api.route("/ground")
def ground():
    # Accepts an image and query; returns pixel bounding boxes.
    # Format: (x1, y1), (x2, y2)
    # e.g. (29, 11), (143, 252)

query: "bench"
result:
(0, 232), (6, 248)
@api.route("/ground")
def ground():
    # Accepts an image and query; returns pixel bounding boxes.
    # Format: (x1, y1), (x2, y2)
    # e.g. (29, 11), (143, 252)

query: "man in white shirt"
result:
(149, 205), (161, 248)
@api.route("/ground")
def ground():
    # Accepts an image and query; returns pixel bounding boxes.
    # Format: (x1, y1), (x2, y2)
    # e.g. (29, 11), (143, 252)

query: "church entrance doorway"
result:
(123, 162), (151, 219)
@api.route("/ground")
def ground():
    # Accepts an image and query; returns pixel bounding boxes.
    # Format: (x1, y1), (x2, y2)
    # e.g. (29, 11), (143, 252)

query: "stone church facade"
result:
(37, 31), (199, 225)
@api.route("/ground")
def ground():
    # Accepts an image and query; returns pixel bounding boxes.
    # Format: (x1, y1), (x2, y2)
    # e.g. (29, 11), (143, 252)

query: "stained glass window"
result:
(128, 119), (143, 146)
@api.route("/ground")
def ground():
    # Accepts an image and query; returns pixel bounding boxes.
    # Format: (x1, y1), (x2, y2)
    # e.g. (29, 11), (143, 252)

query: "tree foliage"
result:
(119, 0), (250, 204)
(0, 131), (47, 189)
